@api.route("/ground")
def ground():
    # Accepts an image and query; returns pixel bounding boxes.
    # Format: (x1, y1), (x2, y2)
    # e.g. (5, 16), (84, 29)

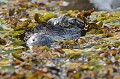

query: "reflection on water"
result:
(89, 0), (120, 11)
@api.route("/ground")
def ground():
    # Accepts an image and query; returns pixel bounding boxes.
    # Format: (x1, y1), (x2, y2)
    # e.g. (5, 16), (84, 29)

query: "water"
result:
(62, 0), (120, 11)
(1, 0), (120, 11)
(89, 0), (120, 11)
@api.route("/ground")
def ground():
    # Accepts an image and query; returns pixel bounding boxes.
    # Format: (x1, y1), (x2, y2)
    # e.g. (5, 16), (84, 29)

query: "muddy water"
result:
(61, 0), (120, 11)
(0, 0), (95, 11)
(61, 0), (95, 11)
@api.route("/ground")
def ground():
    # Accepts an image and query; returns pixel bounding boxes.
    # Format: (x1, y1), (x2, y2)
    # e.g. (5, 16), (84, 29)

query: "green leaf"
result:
(44, 13), (56, 21)
(11, 39), (25, 46)
(0, 26), (4, 31)
(12, 30), (25, 37)
(12, 52), (21, 59)
(0, 66), (15, 70)
(14, 26), (24, 31)
(34, 13), (45, 23)
(0, 19), (6, 24)
(2, 50), (15, 55)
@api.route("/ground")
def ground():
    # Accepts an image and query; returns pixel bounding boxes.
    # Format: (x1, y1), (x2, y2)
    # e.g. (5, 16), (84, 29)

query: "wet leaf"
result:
(54, 48), (65, 54)
(63, 49), (82, 58)
(21, 20), (31, 27)
(113, 75), (120, 79)
(77, 8), (94, 18)
(9, 8), (15, 16)
(0, 19), (6, 24)
(14, 26), (24, 31)
(11, 39), (25, 46)
(0, 60), (10, 66)
(44, 13), (56, 21)
(27, 23), (36, 28)
(96, 21), (103, 28)
(12, 59), (21, 65)
(32, 46), (51, 52)
(87, 22), (98, 31)
(12, 30), (25, 37)
(22, 64), (32, 69)
(32, 46), (52, 59)
(0, 26), (4, 31)
(0, 38), (6, 45)
(12, 52), (23, 61)
(0, 66), (15, 70)
(34, 13), (45, 23)
(2, 50), (15, 55)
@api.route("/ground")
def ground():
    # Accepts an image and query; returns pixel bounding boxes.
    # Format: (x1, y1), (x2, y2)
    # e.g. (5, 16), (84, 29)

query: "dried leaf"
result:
(9, 8), (15, 16)
(77, 8), (94, 18)
(54, 48), (65, 54)
(0, 38), (6, 45)
(0, 60), (10, 66)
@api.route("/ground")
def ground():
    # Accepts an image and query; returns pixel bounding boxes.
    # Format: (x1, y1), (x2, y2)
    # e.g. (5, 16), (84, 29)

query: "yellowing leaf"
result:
(0, 61), (10, 66)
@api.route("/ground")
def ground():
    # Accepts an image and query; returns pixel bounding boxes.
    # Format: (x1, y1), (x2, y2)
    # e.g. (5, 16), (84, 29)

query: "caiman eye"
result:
(33, 39), (35, 41)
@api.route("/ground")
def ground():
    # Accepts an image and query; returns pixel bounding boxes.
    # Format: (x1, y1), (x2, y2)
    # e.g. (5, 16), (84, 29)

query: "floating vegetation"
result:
(0, 0), (120, 79)
(34, 13), (56, 23)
